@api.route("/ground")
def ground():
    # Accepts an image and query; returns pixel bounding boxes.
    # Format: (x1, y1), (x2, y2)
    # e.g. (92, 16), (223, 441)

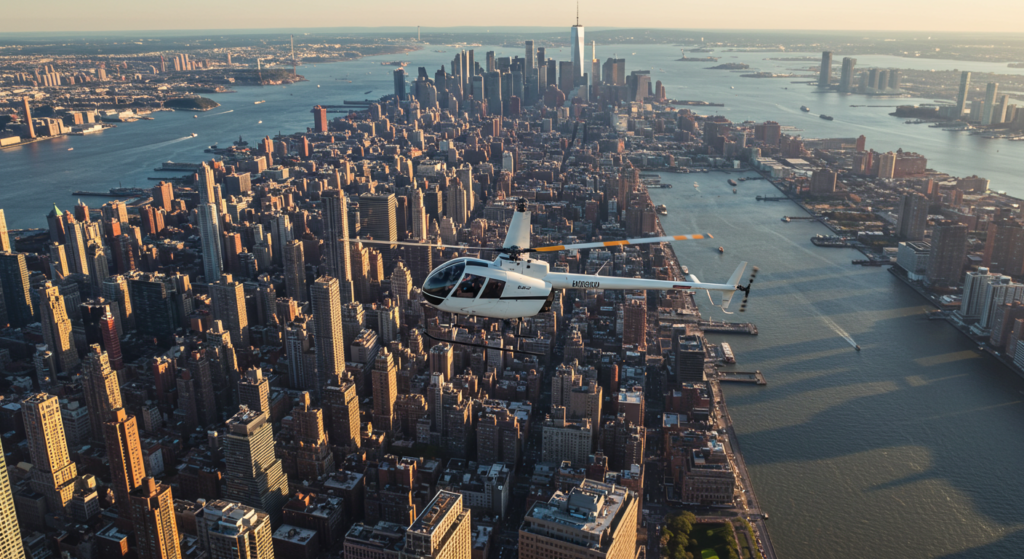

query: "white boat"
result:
(193, 115), (198, 118)
(257, 120), (262, 124)
(67, 147), (74, 151)
(190, 133), (198, 137)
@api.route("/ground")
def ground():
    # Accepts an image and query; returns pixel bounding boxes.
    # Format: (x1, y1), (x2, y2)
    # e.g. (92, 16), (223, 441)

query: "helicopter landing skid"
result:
(423, 331), (544, 356)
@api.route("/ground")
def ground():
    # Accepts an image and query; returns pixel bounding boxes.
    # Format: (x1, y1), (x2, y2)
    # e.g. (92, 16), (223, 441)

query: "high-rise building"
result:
(410, 188), (428, 241)
(321, 190), (353, 301)
(394, 68), (407, 101)
(0, 438), (25, 559)
(359, 193), (398, 268)
(0, 252), (34, 327)
(926, 222), (968, 287)
(38, 281), (79, 372)
(839, 57), (857, 93)
(895, 193), (929, 241)
(196, 500), (274, 559)
(130, 478), (181, 559)
(290, 392), (335, 481)
(518, 480), (637, 559)
(0, 210), (10, 253)
(570, 15), (585, 84)
(210, 275), (249, 348)
(313, 105), (328, 134)
(238, 367), (271, 415)
(22, 393), (78, 512)
(323, 372), (361, 450)
(962, 267), (996, 320)
(983, 220), (1024, 277)
(197, 203), (223, 282)
(223, 407), (289, 526)
(372, 348), (397, 431)
(283, 240), (306, 302)
(819, 51), (832, 87)
(982, 82), (999, 125)
(540, 406), (592, 466)
(311, 276), (346, 383)
(104, 408), (146, 523)
(402, 491), (471, 559)
(81, 344), (122, 441)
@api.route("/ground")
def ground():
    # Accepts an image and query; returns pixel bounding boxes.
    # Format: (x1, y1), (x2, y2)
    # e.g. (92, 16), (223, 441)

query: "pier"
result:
(756, 195), (787, 201)
(718, 370), (767, 385)
(700, 320), (758, 335)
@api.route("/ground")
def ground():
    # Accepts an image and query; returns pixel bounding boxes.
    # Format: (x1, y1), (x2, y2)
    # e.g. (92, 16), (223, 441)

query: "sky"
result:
(3, 0), (1023, 33)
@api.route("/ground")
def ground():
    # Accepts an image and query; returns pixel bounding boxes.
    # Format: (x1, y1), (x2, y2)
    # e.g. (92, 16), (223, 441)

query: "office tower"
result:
(819, 51), (832, 87)
(391, 261), (412, 309)
(65, 220), (89, 275)
(447, 179), (469, 226)
(313, 105), (328, 133)
(541, 406), (592, 465)
(38, 281), (79, 373)
(285, 316), (316, 392)
(291, 392), (335, 480)
(104, 408), (146, 522)
(477, 406), (520, 465)
(410, 189), (428, 240)
(311, 276), (346, 384)
(571, 13), (585, 83)
(87, 242), (109, 289)
(926, 222), (968, 287)
(953, 72), (971, 118)
(196, 500), (274, 559)
(238, 368), (271, 415)
(223, 407), (289, 526)
(49, 242), (69, 278)
(982, 82), (999, 125)
(360, 194), (398, 268)
(839, 57), (856, 93)
(371, 347), (397, 431)
(189, 350), (218, 427)
(22, 393), (78, 512)
(402, 491), (470, 558)
(0, 252), (33, 327)
(81, 344), (122, 441)
(210, 275), (249, 347)
(962, 268), (996, 320)
(0, 439), (25, 559)
(197, 206), (223, 284)
(0, 210), (10, 253)
(394, 68), (407, 101)
(130, 477), (181, 559)
(525, 40), (534, 74)
(104, 274), (134, 330)
(284, 240), (306, 302)
(321, 190), (353, 300)
(323, 372), (361, 449)
(983, 220), (1024, 276)
(895, 193), (929, 241)
(518, 480), (637, 559)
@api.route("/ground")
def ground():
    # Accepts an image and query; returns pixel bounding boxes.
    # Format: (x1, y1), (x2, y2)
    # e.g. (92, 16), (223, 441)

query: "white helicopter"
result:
(347, 201), (757, 321)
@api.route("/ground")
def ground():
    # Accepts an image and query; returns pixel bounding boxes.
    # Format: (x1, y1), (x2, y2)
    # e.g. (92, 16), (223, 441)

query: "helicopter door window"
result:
(479, 279), (506, 299)
(423, 262), (465, 298)
(454, 274), (487, 298)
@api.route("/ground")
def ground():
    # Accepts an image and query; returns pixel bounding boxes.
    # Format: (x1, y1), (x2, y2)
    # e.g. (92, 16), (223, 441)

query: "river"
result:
(650, 175), (1024, 558)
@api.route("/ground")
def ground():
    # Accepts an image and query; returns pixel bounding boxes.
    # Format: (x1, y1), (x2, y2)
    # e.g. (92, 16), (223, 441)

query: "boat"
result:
(694, 182), (699, 188)
(855, 345), (861, 351)
(257, 120), (262, 124)
(733, 188), (737, 194)
(800, 106), (810, 112)
(782, 217), (791, 222)
(721, 343), (736, 364)
(661, 183), (673, 189)
(190, 133), (198, 137)
(718, 246), (725, 253)
(67, 147), (74, 151)
(364, 90), (373, 94)
(819, 114), (834, 121)
(193, 115), (198, 118)
(254, 100), (266, 104)
(655, 205), (668, 215)
(728, 179), (737, 186)
(730, 85), (735, 89)
(317, 84), (320, 88)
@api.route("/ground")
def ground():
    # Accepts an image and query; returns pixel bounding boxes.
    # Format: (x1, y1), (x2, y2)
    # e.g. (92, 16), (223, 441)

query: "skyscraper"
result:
(196, 500), (274, 559)
(209, 275), (249, 348)
(0, 252), (34, 327)
(197, 204), (223, 282)
(394, 68), (407, 101)
(402, 491), (471, 558)
(238, 367), (271, 415)
(130, 477), (181, 559)
(371, 347), (397, 431)
(926, 222), (969, 287)
(819, 51), (832, 87)
(359, 193), (398, 268)
(323, 372), (361, 450)
(313, 105), (328, 133)
(0, 438), (26, 559)
(0, 209), (10, 253)
(283, 240), (306, 302)
(105, 408), (146, 523)
(311, 276), (346, 384)
(81, 344), (122, 441)
(38, 281), (79, 373)
(895, 193), (929, 241)
(839, 57), (857, 93)
(223, 407), (289, 526)
(321, 190), (353, 301)
(982, 82), (999, 125)
(22, 393), (78, 513)
(518, 480), (637, 559)
(570, 11), (585, 84)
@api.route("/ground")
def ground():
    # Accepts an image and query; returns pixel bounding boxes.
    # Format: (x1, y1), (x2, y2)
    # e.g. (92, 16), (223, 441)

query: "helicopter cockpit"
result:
(422, 259), (507, 306)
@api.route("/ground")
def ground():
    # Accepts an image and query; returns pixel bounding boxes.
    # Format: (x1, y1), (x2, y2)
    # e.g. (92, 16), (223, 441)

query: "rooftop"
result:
(408, 490), (461, 536)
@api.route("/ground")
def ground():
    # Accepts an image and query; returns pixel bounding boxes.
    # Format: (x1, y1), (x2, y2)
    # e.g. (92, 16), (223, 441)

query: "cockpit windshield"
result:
(423, 262), (465, 298)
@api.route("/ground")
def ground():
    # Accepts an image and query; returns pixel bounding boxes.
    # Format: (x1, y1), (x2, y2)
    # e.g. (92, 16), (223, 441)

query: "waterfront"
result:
(5, 44), (1024, 229)
(651, 174), (1024, 558)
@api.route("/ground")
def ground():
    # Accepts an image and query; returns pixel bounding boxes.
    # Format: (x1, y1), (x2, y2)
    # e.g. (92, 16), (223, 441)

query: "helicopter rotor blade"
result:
(340, 238), (504, 252)
(529, 233), (713, 253)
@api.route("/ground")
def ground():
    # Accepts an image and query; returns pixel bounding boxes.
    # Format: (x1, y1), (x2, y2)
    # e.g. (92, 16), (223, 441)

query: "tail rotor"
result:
(738, 266), (759, 312)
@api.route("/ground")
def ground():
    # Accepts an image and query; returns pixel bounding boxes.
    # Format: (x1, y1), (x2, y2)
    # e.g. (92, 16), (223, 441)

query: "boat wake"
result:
(211, 109), (234, 115)
(821, 315), (859, 348)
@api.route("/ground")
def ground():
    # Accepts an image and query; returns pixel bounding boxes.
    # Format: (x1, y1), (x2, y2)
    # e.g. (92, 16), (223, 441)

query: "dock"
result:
(718, 370), (767, 385)
(699, 320), (758, 335)
(756, 195), (787, 201)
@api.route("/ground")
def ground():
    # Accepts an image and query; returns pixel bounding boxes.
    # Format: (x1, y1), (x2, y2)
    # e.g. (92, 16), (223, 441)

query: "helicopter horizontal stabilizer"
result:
(719, 261), (747, 310)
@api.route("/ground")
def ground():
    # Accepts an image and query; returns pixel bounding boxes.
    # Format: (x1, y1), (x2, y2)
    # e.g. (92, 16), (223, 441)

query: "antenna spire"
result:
(576, 0), (579, 25)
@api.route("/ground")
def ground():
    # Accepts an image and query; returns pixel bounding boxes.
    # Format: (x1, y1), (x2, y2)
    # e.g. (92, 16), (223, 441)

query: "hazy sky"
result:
(4, 0), (1022, 33)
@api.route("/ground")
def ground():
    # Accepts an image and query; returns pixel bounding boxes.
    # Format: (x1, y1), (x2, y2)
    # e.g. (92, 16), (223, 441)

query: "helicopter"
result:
(346, 201), (757, 323)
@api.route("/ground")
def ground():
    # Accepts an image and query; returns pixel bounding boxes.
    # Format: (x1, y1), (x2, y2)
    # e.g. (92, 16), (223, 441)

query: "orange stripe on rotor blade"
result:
(534, 245), (564, 252)
(604, 240), (629, 247)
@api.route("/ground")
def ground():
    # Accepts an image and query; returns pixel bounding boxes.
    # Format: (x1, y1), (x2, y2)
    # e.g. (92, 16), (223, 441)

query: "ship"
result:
(728, 179), (737, 186)
(661, 183), (673, 189)
(656, 205), (668, 215)
(855, 345), (861, 351)
(721, 343), (736, 364)
(733, 188), (737, 194)
(254, 100), (266, 104)
(819, 114), (834, 121)
(800, 106), (811, 112)
(718, 246), (725, 253)
(190, 133), (198, 137)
